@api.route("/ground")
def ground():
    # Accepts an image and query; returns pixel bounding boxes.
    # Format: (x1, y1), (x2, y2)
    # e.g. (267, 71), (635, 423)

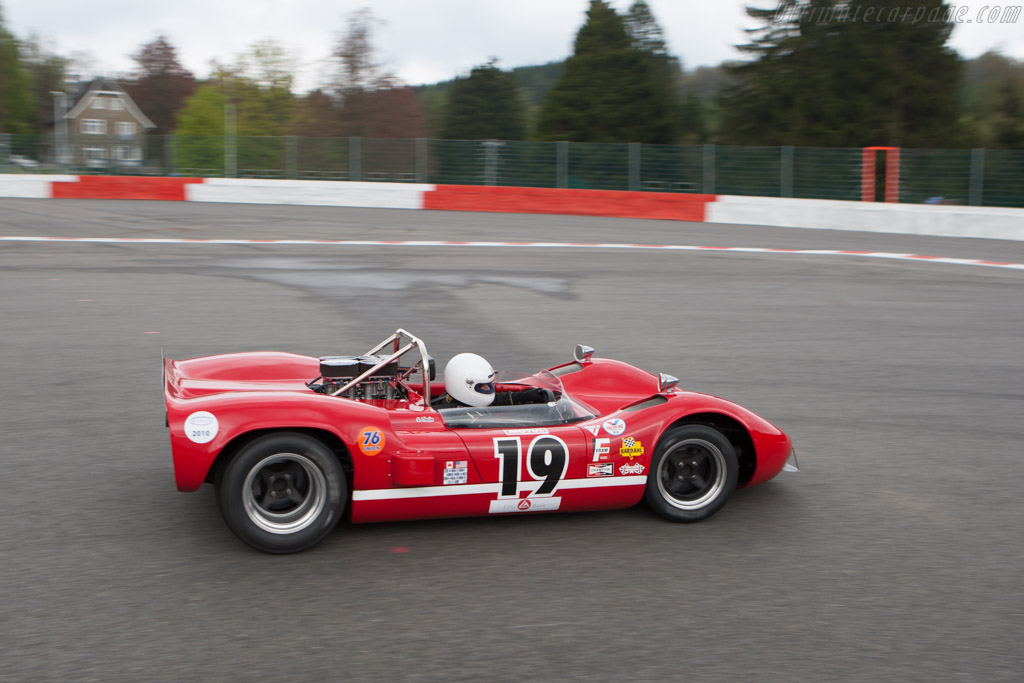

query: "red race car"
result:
(163, 329), (797, 553)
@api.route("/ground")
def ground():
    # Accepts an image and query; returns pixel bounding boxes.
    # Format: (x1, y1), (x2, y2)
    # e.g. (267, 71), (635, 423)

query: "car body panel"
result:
(164, 346), (792, 521)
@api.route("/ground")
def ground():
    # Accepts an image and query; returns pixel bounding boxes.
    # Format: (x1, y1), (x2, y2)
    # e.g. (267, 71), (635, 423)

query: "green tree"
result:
(679, 91), (708, 143)
(535, 0), (678, 143)
(626, 1), (683, 120)
(993, 80), (1024, 149)
(173, 83), (227, 171)
(235, 40), (296, 137)
(291, 89), (340, 137)
(442, 61), (526, 140)
(174, 42), (302, 174)
(959, 51), (1024, 146)
(19, 35), (68, 134)
(176, 43), (296, 138)
(625, 0), (683, 88)
(720, 0), (963, 147)
(0, 3), (32, 134)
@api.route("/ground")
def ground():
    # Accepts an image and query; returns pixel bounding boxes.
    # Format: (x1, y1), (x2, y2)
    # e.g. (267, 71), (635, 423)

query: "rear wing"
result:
(163, 356), (182, 399)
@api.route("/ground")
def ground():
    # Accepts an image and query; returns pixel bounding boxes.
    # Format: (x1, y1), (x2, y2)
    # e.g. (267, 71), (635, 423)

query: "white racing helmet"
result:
(444, 353), (496, 407)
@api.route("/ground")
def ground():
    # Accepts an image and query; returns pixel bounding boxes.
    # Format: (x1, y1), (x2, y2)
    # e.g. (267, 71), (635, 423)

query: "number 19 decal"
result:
(494, 436), (569, 498)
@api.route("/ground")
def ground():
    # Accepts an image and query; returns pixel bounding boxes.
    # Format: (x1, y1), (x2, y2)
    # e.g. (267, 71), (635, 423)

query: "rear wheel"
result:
(645, 425), (738, 523)
(217, 433), (346, 553)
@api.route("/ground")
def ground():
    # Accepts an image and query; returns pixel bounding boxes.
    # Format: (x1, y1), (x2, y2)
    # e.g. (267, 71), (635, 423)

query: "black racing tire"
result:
(645, 424), (739, 523)
(216, 432), (346, 554)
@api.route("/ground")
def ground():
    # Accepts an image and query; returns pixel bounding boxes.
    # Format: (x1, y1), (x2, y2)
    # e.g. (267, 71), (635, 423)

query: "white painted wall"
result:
(0, 174), (78, 199)
(706, 195), (1024, 242)
(186, 179), (434, 209)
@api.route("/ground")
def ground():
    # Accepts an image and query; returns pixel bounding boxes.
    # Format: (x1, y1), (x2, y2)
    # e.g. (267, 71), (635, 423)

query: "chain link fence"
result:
(1, 134), (1021, 208)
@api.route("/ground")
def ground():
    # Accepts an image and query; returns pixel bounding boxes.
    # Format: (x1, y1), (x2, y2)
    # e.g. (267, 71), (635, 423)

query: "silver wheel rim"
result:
(656, 438), (727, 511)
(242, 452), (327, 535)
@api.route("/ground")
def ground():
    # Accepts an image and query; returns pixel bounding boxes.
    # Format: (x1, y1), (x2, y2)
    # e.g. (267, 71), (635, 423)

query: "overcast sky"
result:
(4, 0), (1023, 90)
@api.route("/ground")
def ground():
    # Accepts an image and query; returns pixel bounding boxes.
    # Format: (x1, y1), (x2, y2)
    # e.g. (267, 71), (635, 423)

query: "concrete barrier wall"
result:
(0, 174), (77, 199)
(188, 179), (433, 209)
(707, 195), (1024, 242)
(423, 185), (714, 222)
(3, 174), (1022, 242)
(51, 175), (204, 201)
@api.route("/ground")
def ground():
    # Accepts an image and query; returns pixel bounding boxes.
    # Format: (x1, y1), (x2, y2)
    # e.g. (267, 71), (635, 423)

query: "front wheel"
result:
(216, 432), (346, 553)
(645, 425), (738, 523)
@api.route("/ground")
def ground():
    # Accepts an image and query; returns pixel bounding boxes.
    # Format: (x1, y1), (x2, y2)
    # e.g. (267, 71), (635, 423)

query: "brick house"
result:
(58, 78), (156, 169)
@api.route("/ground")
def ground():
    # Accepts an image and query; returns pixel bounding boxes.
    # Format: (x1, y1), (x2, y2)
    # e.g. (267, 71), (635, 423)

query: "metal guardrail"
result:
(2, 134), (1022, 208)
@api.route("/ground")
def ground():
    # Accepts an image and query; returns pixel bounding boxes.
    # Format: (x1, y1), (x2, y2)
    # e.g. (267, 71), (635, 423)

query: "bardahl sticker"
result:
(358, 427), (385, 455)
(619, 436), (644, 460)
(184, 411), (218, 444)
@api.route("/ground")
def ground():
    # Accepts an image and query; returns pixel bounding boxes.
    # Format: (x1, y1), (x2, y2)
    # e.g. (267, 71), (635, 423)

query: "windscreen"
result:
(438, 370), (596, 429)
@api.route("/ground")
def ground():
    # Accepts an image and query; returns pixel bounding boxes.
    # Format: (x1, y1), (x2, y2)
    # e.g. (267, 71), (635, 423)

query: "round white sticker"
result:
(184, 411), (219, 444)
(603, 418), (626, 436)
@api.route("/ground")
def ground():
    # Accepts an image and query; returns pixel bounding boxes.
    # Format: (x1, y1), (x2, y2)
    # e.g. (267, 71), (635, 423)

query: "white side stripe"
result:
(352, 476), (647, 501)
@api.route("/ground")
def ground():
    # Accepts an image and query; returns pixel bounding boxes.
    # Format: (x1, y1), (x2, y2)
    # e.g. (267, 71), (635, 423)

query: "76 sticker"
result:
(358, 426), (385, 455)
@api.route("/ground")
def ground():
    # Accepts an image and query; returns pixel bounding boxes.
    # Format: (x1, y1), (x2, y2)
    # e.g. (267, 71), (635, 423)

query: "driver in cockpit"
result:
(440, 353), (554, 408)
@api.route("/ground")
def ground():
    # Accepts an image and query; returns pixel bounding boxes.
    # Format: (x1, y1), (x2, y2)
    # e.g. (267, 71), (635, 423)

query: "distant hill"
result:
(414, 61), (564, 106)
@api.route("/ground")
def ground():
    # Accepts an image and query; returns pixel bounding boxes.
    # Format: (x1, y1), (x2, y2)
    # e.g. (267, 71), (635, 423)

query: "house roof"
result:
(63, 78), (156, 129)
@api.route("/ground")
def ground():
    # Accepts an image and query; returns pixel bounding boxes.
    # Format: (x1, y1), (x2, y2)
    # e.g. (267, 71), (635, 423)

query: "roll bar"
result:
(329, 329), (434, 409)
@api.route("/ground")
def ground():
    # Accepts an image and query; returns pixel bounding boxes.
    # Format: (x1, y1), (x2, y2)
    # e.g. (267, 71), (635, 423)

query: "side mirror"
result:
(574, 344), (595, 364)
(658, 373), (679, 392)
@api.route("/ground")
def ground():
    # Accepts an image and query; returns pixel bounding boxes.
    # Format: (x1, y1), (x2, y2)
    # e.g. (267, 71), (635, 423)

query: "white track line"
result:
(2, 236), (1023, 271)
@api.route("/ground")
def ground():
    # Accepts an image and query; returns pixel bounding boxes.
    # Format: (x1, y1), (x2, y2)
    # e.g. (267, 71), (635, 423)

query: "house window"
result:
(83, 147), (107, 161)
(109, 99), (124, 111)
(92, 97), (106, 110)
(115, 122), (136, 137)
(82, 119), (107, 134)
(115, 146), (141, 161)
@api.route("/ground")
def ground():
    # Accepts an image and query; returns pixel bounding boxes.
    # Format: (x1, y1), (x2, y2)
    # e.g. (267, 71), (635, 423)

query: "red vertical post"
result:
(861, 148), (876, 202)
(862, 147), (900, 202)
(885, 148), (900, 203)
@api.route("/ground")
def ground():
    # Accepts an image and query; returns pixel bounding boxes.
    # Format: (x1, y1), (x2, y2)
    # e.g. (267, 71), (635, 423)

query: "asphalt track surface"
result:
(1, 199), (1022, 681)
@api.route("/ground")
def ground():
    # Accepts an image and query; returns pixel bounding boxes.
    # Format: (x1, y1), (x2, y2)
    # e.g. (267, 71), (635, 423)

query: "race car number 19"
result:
(493, 436), (569, 498)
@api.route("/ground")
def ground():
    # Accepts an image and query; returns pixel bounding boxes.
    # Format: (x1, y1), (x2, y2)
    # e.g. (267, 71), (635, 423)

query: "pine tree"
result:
(625, 0), (669, 56)
(625, 0), (683, 85)
(720, 0), (963, 147)
(442, 61), (526, 140)
(625, 0), (683, 129)
(535, 0), (677, 143)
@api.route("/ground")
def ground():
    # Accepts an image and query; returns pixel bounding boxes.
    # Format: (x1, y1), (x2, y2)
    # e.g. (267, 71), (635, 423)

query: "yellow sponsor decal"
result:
(619, 436), (644, 460)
